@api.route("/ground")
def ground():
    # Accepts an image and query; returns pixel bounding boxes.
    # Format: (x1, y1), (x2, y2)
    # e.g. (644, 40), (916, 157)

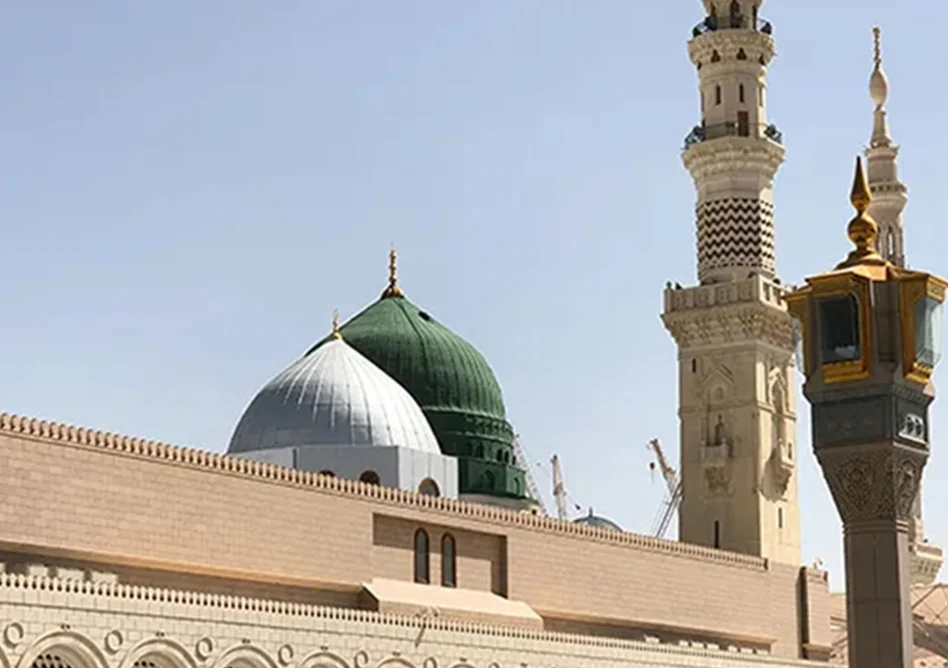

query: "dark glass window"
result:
(359, 470), (381, 485)
(441, 534), (457, 588)
(915, 296), (944, 367)
(713, 520), (721, 549)
(414, 529), (430, 584)
(418, 478), (441, 497)
(818, 294), (861, 363)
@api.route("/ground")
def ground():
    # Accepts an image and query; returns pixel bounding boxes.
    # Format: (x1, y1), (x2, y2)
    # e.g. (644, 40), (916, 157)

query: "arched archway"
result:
(210, 645), (278, 668)
(17, 631), (109, 668)
(417, 478), (440, 497)
(359, 470), (381, 485)
(297, 651), (350, 668)
(118, 638), (197, 668)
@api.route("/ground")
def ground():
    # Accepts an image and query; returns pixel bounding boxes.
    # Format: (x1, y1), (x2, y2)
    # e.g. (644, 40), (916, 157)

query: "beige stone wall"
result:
(0, 574), (823, 668)
(0, 414), (832, 660)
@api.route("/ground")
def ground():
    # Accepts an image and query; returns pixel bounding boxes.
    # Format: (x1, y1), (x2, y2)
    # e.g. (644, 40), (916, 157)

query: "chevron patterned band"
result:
(696, 197), (775, 281)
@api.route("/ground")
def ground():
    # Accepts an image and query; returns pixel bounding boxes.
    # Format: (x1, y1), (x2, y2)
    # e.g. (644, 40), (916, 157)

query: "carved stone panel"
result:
(813, 397), (888, 448)
(894, 396), (929, 448)
(818, 448), (926, 523)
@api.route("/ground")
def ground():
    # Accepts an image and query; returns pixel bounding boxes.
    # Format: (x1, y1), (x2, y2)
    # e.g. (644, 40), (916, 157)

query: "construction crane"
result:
(647, 438), (682, 539)
(551, 454), (568, 520)
(513, 434), (548, 516)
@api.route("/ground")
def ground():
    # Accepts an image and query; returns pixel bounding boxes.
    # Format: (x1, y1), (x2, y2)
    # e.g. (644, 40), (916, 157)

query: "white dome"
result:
(229, 337), (440, 455)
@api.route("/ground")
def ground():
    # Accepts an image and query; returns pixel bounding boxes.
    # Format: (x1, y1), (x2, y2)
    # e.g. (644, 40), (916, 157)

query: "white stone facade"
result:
(0, 573), (821, 668)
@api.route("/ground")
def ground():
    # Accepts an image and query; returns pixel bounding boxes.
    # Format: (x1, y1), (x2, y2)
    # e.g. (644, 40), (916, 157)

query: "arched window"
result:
(475, 445), (485, 458)
(441, 533), (457, 588)
(418, 478), (441, 497)
(715, 85), (722, 105)
(414, 529), (430, 584)
(481, 470), (496, 491)
(359, 470), (381, 485)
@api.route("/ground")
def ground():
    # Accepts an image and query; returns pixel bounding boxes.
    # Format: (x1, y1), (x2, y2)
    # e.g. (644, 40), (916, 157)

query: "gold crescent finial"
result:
(331, 310), (342, 339)
(838, 157), (887, 268)
(873, 26), (882, 66)
(381, 243), (404, 298)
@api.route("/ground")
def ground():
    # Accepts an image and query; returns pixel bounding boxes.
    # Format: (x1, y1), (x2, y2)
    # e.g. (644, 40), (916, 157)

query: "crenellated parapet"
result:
(662, 276), (795, 351)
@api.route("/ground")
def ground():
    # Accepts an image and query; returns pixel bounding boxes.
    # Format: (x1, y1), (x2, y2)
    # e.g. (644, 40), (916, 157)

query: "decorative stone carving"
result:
(704, 466), (730, 494)
(277, 645), (294, 666)
(195, 637), (214, 661)
(818, 449), (925, 523)
(103, 630), (123, 654)
(3, 622), (23, 648)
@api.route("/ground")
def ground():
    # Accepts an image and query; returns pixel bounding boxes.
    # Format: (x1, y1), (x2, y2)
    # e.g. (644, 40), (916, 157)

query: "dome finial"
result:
(869, 26), (889, 111)
(873, 26), (882, 67)
(331, 310), (342, 339)
(381, 243), (404, 299)
(838, 157), (886, 268)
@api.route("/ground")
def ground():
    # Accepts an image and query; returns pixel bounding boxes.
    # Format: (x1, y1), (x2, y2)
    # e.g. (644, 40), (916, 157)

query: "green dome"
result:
(310, 289), (526, 500)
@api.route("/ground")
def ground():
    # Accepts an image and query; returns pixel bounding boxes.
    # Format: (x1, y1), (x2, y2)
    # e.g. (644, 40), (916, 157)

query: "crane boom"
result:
(551, 454), (568, 520)
(647, 438), (682, 539)
(513, 434), (548, 515)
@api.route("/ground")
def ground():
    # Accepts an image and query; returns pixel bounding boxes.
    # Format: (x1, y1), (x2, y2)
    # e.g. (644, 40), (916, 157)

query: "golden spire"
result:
(837, 157), (887, 268)
(331, 310), (342, 339)
(381, 243), (404, 298)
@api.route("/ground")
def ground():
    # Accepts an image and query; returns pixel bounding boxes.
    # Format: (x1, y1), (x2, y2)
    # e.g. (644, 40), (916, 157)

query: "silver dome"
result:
(573, 508), (622, 532)
(229, 337), (440, 455)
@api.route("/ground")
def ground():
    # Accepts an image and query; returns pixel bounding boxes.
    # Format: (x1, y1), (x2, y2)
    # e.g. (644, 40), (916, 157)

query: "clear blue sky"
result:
(2, 1), (947, 590)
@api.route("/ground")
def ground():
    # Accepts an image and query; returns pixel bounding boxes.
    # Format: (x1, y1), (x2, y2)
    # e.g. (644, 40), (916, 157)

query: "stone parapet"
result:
(0, 572), (824, 668)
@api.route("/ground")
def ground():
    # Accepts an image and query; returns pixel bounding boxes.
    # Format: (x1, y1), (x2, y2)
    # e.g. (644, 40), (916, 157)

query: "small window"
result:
(318, 470), (335, 477)
(441, 534), (457, 588)
(359, 470), (381, 485)
(787, 442), (793, 459)
(739, 84), (745, 103)
(475, 445), (485, 458)
(418, 478), (441, 497)
(818, 294), (861, 363)
(778, 507), (784, 529)
(759, 86), (765, 106)
(414, 529), (430, 584)
(713, 520), (721, 549)
(701, 91), (705, 112)
(692, 358), (697, 373)
(715, 85), (722, 105)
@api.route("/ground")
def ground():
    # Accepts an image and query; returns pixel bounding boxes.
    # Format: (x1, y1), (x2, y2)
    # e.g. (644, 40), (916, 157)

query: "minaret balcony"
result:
(692, 14), (773, 38)
(683, 122), (782, 150)
(702, 443), (730, 468)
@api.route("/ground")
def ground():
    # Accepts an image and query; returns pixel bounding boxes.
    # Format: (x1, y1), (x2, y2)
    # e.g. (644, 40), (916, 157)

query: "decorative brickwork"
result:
(696, 198), (776, 282)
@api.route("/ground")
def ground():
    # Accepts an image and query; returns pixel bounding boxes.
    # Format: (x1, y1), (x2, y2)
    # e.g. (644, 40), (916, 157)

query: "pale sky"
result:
(2, 0), (947, 590)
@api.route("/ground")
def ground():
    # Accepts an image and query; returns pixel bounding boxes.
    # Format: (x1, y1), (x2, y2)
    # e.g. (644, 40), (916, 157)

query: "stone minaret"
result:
(868, 27), (945, 585)
(866, 27), (907, 268)
(662, 0), (801, 565)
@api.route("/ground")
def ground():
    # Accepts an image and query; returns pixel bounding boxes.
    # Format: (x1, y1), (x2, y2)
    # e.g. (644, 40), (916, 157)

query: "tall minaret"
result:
(865, 26), (908, 267)
(867, 27), (945, 585)
(662, 0), (801, 565)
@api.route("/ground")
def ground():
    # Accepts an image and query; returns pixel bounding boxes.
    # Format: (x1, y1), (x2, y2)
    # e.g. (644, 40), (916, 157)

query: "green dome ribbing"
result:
(310, 294), (526, 500)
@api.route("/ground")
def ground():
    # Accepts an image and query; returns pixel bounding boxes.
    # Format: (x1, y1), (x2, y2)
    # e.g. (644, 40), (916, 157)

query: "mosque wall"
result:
(0, 572), (823, 668)
(0, 415), (832, 660)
